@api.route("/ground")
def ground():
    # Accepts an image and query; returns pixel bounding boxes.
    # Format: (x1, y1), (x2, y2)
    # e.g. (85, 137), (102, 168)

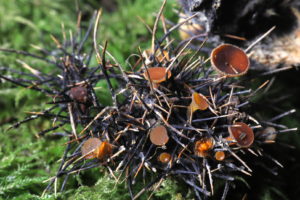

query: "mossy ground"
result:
(0, 0), (299, 199)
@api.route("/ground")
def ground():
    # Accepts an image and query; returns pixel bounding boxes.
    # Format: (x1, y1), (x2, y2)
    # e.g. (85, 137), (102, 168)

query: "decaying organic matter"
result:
(179, 0), (300, 69)
(0, 2), (298, 200)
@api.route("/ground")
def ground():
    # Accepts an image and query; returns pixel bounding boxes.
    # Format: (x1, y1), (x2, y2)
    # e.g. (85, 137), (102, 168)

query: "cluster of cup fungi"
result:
(1, 4), (298, 200)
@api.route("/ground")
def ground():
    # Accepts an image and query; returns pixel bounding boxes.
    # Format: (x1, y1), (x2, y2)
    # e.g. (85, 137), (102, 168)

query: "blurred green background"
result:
(0, 0), (299, 199)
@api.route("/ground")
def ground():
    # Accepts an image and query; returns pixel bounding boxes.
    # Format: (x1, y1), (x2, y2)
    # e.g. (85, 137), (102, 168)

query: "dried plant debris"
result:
(0, 4), (298, 200)
(178, 0), (300, 69)
(1, 11), (125, 138)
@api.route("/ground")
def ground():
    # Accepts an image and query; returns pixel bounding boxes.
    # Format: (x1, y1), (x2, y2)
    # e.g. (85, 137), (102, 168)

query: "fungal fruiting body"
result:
(70, 86), (88, 103)
(188, 92), (209, 117)
(158, 152), (171, 164)
(211, 44), (249, 77)
(143, 67), (171, 88)
(149, 125), (169, 146)
(81, 138), (102, 159)
(228, 122), (254, 148)
(194, 137), (215, 157)
(215, 151), (225, 161)
(95, 141), (113, 160)
(81, 138), (112, 160)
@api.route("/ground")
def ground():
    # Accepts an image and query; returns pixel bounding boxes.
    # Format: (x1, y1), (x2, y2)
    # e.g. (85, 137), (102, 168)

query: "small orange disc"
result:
(215, 151), (225, 161)
(158, 152), (171, 164)
(95, 141), (113, 160)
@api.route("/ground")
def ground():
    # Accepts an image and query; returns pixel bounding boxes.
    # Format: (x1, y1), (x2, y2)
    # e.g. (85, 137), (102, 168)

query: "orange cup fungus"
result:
(95, 141), (113, 160)
(194, 137), (215, 157)
(158, 152), (171, 164)
(214, 151), (225, 161)
(228, 122), (254, 148)
(211, 44), (249, 77)
(81, 138), (112, 160)
(149, 125), (169, 146)
(143, 67), (171, 84)
(187, 92), (209, 117)
(191, 92), (209, 111)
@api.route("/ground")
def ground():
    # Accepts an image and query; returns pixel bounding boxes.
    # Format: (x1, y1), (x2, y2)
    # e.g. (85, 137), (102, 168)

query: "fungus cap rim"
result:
(228, 122), (254, 148)
(143, 67), (171, 84)
(149, 125), (169, 146)
(210, 44), (249, 77)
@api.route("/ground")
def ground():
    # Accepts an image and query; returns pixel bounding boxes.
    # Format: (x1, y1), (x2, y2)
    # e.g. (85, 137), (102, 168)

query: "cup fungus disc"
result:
(228, 122), (254, 148)
(70, 86), (88, 103)
(192, 92), (209, 111)
(158, 152), (171, 164)
(194, 137), (215, 157)
(95, 141), (113, 160)
(211, 44), (249, 77)
(81, 138), (102, 159)
(149, 125), (169, 146)
(215, 151), (225, 161)
(143, 67), (171, 84)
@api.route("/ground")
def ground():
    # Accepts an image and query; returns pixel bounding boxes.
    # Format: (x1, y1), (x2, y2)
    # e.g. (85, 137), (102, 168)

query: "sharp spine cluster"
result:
(0, 6), (297, 200)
